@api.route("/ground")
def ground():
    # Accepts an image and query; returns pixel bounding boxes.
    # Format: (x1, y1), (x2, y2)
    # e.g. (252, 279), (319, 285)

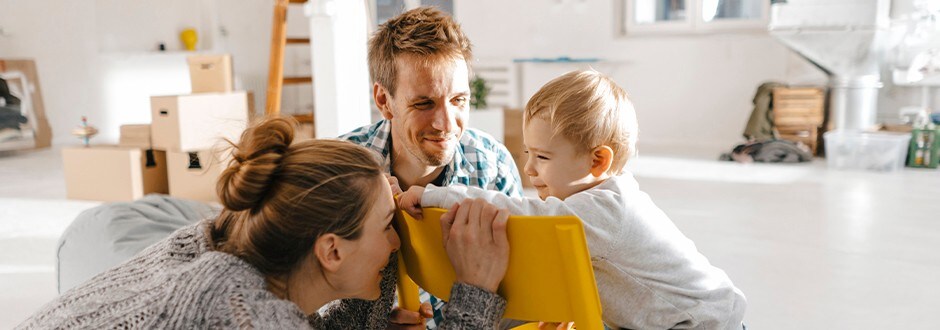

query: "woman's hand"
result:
(398, 186), (425, 220)
(440, 198), (510, 292)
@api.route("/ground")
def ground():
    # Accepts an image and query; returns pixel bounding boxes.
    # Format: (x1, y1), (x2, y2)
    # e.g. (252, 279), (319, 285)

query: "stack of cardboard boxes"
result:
(63, 55), (251, 203)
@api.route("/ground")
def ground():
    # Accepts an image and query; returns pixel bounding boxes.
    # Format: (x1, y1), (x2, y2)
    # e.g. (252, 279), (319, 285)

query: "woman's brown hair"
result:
(211, 117), (384, 276)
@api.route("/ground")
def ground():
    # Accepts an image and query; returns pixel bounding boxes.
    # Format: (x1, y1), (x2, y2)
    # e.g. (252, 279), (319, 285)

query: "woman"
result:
(18, 118), (511, 329)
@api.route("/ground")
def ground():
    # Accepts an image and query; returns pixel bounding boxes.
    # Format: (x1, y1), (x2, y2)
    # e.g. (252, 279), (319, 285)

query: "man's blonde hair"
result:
(368, 7), (472, 97)
(524, 70), (638, 175)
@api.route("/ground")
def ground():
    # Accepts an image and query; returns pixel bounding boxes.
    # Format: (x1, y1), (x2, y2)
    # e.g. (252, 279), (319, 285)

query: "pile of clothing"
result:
(720, 139), (814, 163)
(720, 82), (814, 164)
(0, 77), (28, 142)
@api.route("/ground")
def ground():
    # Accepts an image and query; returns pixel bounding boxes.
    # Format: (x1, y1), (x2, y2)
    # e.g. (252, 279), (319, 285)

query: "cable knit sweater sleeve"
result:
(440, 283), (508, 329)
(313, 253), (508, 329)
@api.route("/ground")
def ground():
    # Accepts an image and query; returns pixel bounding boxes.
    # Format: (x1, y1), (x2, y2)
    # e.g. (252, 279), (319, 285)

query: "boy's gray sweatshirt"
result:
(424, 174), (747, 329)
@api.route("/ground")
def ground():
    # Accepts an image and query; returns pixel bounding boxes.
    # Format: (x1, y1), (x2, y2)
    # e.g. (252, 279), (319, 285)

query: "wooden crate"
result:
(776, 124), (819, 154)
(772, 87), (825, 127)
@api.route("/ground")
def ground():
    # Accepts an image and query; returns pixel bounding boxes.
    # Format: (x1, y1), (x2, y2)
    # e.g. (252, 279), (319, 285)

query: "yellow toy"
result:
(395, 207), (604, 330)
(180, 28), (198, 51)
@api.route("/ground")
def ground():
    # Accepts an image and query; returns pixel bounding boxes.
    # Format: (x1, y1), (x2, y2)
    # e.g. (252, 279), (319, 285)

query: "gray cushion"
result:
(56, 194), (219, 293)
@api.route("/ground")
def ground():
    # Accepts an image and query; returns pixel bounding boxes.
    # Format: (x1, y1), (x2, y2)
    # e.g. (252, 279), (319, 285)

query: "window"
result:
(373, 0), (454, 26)
(623, 0), (769, 35)
(374, 0), (407, 26)
(636, 0), (689, 24)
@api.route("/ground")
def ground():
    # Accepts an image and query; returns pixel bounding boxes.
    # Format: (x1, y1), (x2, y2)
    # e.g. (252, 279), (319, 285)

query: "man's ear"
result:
(590, 146), (614, 177)
(374, 83), (394, 120)
(314, 233), (344, 273)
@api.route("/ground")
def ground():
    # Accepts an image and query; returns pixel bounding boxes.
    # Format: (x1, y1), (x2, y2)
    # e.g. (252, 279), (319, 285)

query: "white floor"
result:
(1, 146), (939, 329)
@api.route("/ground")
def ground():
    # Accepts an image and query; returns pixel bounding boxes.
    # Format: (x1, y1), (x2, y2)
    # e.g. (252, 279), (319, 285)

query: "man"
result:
(340, 6), (523, 329)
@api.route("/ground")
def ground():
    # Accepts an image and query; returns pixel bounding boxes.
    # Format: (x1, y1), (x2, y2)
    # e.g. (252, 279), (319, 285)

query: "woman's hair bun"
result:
(217, 117), (295, 211)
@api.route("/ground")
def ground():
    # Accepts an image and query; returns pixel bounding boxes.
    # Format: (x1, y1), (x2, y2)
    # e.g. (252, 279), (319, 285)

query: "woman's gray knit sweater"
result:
(17, 219), (507, 329)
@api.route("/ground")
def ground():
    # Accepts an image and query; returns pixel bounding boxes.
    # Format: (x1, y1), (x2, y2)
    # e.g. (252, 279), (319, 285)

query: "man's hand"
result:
(385, 173), (403, 196)
(398, 186), (425, 220)
(387, 302), (433, 330)
(440, 198), (510, 292)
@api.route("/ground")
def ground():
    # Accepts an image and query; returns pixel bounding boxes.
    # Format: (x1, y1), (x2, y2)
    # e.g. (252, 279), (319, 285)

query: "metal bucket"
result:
(829, 75), (883, 131)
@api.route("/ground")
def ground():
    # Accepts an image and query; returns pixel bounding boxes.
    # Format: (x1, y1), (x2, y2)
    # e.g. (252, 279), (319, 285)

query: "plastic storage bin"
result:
(824, 130), (911, 172)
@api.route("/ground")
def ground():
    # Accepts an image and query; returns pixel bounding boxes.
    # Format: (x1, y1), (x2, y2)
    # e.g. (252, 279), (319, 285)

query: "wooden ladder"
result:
(265, 0), (314, 127)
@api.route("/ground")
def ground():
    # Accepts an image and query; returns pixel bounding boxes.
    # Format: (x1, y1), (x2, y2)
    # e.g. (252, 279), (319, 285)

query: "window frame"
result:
(622, 0), (770, 35)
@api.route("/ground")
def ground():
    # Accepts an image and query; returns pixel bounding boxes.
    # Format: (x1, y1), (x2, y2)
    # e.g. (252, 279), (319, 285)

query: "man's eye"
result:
(454, 97), (468, 105)
(537, 155), (549, 160)
(414, 102), (433, 109)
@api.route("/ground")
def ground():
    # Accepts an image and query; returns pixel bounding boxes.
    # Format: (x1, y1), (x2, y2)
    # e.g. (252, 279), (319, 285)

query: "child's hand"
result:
(538, 322), (574, 330)
(387, 302), (433, 330)
(398, 186), (425, 220)
(385, 173), (403, 196)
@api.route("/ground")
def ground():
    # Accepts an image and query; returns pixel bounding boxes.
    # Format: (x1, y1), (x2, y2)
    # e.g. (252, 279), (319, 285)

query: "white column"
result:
(305, 0), (371, 138)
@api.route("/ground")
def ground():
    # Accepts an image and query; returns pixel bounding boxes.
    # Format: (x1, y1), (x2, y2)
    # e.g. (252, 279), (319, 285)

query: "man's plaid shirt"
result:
(339, 119), (523, 198)
(339, 119), (523, 329)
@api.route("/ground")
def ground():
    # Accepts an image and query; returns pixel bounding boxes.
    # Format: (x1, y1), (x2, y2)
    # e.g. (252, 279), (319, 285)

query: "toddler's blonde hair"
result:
(524, 70), (638, 175)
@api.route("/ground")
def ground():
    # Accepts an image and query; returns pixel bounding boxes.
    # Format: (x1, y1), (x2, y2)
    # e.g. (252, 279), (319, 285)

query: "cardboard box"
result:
(118, 124), (151, 148)
(187, 54), (233, 93)
(150, 92), (249, 152)
(166, 149), (230, 203)
(503, 108), (532, 188)
(296, 122), (315, 141)
(62, 146), (168, 202)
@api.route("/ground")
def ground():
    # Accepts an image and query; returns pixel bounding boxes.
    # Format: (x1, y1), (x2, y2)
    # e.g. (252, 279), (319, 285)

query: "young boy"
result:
(398, 70), (747, 329)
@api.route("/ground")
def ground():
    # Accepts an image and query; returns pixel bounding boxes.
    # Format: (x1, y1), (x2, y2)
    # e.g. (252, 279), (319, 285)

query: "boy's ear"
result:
(314, 233), (345, 273)
(374, 83), (394, 120)
(590, 146), (614, 177)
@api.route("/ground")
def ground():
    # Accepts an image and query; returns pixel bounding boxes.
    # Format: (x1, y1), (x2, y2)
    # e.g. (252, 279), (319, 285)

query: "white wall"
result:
(457, 0), (940, 151)
(307, 0), (372, 138)
(0, 0), (98, 144)
(0, 0), (304, 144)
(456, 0), (827, 152)
(2, 0), (930, 150)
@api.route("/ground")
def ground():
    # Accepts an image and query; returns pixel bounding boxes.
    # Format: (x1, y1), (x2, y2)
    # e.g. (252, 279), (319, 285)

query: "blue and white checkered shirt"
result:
(340, 119), (523, 198)
(339, 119), (523, 329)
